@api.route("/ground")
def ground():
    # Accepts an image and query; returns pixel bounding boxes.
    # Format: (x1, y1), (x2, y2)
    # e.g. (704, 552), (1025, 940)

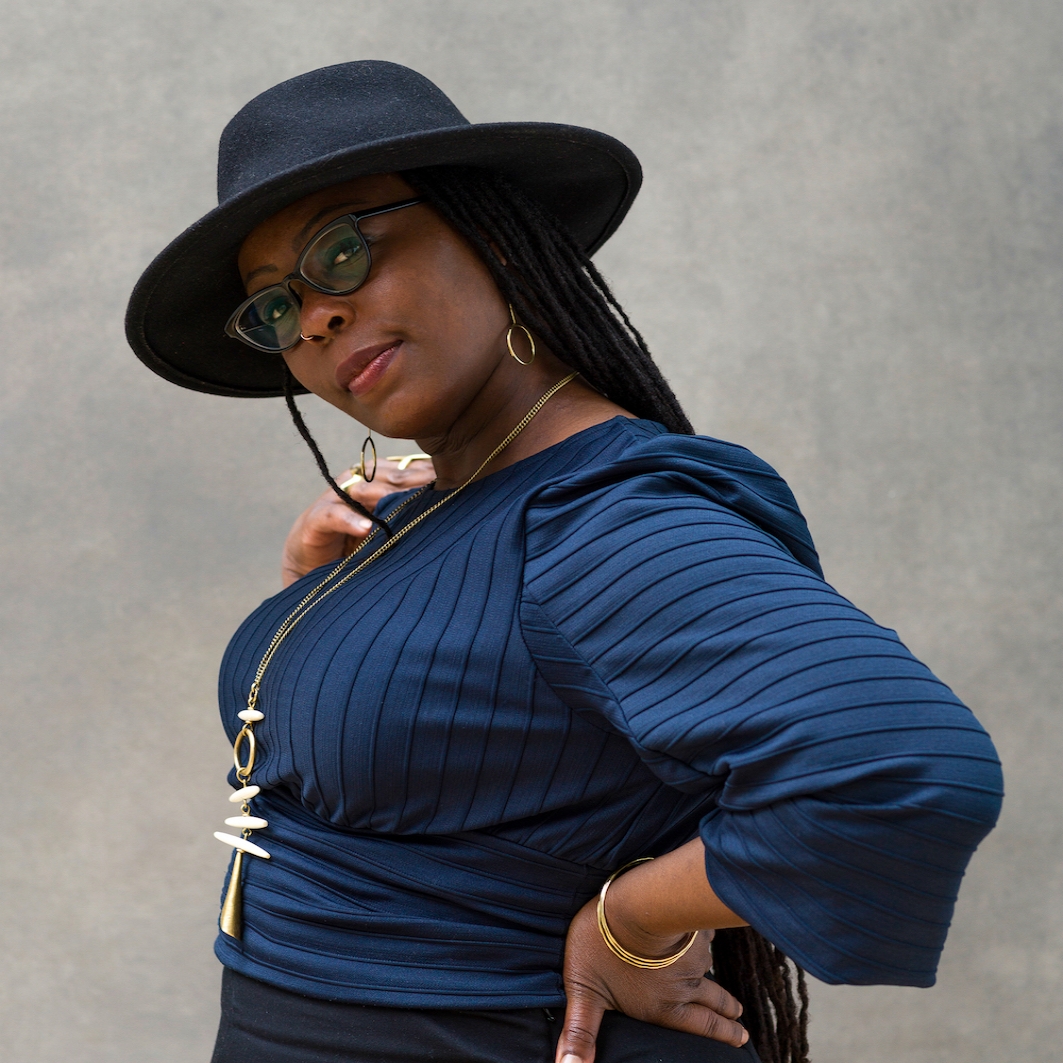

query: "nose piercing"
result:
(300, 334), (314, 342)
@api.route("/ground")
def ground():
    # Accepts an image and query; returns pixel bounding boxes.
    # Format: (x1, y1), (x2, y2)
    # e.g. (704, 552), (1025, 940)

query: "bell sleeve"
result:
(519, 451), (1003, 987)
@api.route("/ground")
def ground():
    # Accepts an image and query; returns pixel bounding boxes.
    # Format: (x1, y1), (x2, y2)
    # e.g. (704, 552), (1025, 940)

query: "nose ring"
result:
(300, 334), (314, 342)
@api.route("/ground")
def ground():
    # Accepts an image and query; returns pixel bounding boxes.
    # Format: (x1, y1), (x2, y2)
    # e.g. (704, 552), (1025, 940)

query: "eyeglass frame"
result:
(224, 196), (424, 353)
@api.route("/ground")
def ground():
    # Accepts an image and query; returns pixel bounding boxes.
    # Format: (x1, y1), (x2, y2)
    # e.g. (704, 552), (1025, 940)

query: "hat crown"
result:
(217, 61), (470, 204)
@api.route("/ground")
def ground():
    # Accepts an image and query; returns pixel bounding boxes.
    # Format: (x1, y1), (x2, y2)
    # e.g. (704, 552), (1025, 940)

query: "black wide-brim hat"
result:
(125, 60), (642, 397)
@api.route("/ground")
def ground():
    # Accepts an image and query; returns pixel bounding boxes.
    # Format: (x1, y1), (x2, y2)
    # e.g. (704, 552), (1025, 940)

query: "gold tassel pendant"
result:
(220, 848), (244, 939)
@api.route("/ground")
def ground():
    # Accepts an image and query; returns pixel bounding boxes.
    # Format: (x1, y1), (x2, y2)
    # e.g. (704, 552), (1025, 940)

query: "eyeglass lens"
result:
(235, 287), (301, 352)
(300, 219), (369, 291)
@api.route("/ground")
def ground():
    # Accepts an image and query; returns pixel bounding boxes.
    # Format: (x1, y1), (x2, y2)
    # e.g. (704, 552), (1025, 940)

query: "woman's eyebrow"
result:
(243, 263), (279, 286)
(291, 201), (366, 249)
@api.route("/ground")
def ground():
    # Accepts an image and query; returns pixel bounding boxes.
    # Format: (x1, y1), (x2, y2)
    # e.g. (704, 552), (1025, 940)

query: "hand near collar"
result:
(281, 456), (435, 587)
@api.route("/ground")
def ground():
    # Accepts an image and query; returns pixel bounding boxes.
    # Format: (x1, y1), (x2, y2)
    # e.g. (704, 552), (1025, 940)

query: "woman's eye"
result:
(326, 239), (363, 268)
(263, 297), (292, 322)
(302, 226), (368, 289)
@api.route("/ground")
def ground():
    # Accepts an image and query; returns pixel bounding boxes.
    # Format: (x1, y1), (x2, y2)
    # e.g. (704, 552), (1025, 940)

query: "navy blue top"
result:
(216, 417), (1002, 1006)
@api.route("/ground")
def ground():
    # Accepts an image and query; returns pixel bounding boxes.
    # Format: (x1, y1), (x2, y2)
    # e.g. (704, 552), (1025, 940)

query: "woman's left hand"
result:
(554, 896), (748, 1063)
(281, 456), (436, 586)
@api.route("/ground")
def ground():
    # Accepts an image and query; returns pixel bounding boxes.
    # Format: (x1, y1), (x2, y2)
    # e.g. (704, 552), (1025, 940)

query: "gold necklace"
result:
(214, 371), (578, 938)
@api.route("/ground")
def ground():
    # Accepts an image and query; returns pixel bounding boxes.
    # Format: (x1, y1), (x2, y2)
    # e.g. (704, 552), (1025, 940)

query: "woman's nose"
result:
(297, 287), (354, 341)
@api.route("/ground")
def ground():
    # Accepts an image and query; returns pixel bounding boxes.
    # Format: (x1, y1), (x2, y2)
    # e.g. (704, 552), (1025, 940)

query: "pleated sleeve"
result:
(519, 431), (1003, 987)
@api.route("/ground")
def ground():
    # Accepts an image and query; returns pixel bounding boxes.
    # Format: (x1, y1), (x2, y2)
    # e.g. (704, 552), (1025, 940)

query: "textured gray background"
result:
(0, 2), (1059, 1060)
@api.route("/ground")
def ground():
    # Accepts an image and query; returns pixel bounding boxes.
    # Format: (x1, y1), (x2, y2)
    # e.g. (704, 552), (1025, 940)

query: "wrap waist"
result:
(214, 792), (601, 1007)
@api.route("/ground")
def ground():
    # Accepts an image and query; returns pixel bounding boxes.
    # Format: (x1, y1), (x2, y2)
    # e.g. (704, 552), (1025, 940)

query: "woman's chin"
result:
(326, 396), (434, 443)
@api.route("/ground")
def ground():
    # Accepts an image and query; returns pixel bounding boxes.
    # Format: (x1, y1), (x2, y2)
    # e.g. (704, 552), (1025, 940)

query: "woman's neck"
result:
(416, 357), (633, 490)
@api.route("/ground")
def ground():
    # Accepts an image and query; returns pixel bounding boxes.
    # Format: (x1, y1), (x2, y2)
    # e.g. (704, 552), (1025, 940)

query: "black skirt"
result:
(212, 968), (762, 1063)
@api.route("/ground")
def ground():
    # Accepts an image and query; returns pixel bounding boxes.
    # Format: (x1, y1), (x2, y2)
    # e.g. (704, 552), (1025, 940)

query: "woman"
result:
(125, 61), (1003, 1063)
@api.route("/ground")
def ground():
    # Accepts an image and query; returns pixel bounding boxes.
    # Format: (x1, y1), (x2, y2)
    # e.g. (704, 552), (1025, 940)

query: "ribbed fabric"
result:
(215, 417), (1002, 1006)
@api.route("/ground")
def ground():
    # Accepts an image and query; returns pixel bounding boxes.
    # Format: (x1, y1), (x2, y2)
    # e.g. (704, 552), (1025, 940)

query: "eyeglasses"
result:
(225, 197), (423, 353)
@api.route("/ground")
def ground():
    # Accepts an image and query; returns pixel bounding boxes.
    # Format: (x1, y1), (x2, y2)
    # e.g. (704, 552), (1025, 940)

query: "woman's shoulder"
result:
(526, 417), (822, 577)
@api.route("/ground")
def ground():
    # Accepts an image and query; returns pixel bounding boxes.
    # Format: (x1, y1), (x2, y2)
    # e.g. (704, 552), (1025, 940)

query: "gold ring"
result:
(385, 453), (433, 470)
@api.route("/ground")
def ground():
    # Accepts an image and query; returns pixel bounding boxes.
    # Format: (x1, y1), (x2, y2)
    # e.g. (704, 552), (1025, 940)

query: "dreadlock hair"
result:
(283, 166), (809, 1061)
(403, 165), (693, 433)
(712, 927), (810, 1063)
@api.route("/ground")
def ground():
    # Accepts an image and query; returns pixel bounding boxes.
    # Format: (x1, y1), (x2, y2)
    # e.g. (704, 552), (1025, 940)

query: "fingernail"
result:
(355, 519), (371, 532)
(739, 1030), (749, 1046)
(561, 1055), (582, 1063)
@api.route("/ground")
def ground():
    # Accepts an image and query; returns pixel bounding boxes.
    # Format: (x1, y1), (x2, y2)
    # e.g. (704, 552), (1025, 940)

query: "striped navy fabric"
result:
(214, 417), (1002, 1006)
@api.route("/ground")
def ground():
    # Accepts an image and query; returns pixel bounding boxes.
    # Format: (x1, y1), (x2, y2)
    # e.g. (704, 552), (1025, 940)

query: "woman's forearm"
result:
(603, 838), (748, 957)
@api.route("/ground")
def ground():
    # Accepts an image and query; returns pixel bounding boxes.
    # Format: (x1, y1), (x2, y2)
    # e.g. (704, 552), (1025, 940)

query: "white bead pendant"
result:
(224, 815), (268, 830)
(228, 785), (261, 803)
(238, 709), (264, 722)
(214, 832), (270, 859)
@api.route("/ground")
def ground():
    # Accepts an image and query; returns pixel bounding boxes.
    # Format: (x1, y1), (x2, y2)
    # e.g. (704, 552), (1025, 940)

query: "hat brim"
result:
(125, 122), (642, 398)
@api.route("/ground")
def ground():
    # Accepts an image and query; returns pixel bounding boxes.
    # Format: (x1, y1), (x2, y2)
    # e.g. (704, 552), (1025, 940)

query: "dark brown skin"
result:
(240, 173), (750, 1061)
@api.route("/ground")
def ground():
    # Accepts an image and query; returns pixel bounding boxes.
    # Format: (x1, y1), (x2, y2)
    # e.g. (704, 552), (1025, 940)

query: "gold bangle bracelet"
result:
(596, 858), (699, 969)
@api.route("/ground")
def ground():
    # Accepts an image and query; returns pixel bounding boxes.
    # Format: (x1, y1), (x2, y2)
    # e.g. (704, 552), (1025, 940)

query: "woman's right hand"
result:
(281, 457), (436, 587)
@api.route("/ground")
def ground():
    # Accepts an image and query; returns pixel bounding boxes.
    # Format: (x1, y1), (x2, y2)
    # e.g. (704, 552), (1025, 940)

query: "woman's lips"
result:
(336, 340), (402, 396)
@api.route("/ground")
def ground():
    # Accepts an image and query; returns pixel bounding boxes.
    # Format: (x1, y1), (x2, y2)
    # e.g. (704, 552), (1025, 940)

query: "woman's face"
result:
(237, 173), (527, 441)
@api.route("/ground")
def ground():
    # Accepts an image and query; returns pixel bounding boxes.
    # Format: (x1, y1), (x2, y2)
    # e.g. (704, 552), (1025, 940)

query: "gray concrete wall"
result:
(1, 2), (1059, 1060)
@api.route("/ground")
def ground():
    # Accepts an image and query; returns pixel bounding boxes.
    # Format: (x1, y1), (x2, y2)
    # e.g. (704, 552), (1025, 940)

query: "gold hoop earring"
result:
(359, 431), (377, 482)
(506, 304), (536, 366)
